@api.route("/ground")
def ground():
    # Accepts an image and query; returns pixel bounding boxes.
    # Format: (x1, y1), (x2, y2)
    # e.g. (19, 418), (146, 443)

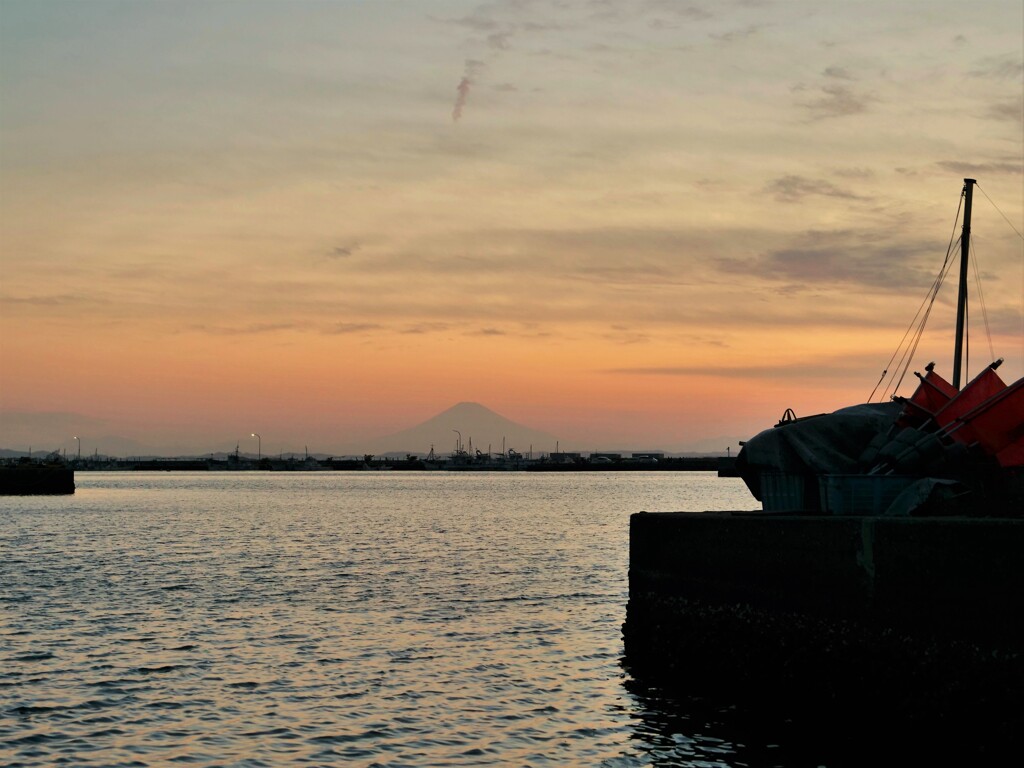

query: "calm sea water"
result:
(0, 470), (881, 768)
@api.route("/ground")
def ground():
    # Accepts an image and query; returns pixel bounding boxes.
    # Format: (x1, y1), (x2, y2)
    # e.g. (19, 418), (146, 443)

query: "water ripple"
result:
(0, 471), (794, 767)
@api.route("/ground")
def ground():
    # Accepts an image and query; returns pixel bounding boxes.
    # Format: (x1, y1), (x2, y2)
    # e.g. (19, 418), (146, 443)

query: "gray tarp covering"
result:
(736, 402), (903, 503)
(882, 477), (964, 516)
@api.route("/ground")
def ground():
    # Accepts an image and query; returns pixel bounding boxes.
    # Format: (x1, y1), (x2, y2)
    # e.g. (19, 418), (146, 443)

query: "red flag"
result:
(897, 369), (958, 427)
(934, 366), (1006, 430)
(943, 376), (1024, 466)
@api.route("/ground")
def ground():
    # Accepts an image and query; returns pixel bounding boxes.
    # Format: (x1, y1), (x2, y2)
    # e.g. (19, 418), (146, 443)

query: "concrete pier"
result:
(623, 511), (1024, 757)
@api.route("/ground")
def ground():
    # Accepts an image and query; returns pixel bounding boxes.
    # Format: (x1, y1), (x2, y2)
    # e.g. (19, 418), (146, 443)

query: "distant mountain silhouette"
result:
(359, 402), (559, 457)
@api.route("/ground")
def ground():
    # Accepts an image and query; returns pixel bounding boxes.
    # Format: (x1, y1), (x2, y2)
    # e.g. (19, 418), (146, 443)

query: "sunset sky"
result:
(2, 0), (1022, 457)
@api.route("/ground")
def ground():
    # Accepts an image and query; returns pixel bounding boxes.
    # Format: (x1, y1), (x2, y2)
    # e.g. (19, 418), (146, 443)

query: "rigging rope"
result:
(976, 182), (1024, 369)
(874, 251), (950, 401)
(871, 182), (1022, 402)
(889, 247), (958, 398)
(970, 236), (996, 363)
(872, 192), (963, 402)
(869, 264), (942, 401)
(976, 183), (1024, 242)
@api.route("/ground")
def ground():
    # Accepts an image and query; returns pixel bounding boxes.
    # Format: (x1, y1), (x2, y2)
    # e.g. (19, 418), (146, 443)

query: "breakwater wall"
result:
(623, 512), (1024, 757)
(0, 465), (75, 495)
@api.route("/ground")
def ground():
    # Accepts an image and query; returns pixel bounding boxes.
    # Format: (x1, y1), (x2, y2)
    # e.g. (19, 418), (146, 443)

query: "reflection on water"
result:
(621, 663), (1010, 768)
(0, 470), (889, 767)
(622, 672), (865, 768)
(624, 678), (786, 768)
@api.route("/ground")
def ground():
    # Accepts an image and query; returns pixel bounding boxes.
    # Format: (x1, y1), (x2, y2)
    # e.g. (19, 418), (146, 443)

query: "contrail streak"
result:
(452, 77), (472, 121)
(452, 59), (484, 122)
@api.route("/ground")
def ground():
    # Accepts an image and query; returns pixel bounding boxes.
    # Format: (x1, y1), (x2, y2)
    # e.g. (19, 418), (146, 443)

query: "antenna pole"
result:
(952, 178), (975, 390)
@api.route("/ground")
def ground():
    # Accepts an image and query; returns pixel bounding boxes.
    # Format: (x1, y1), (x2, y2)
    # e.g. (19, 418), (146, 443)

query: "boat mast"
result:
(952, 177), (976, 390)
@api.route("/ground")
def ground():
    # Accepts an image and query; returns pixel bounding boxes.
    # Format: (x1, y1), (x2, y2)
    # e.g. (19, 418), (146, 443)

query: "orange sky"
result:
(1, 1), (1022, 456)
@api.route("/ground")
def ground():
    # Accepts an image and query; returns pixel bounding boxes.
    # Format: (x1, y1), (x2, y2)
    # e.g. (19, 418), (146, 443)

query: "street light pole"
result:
(453, 429), (462, 453)
(251, 432), (261, 461)
(73, 436), (81, 460)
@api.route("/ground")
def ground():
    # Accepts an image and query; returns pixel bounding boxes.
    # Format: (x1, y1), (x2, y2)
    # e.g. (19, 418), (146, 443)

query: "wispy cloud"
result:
(716, 228), (938, 291)
(799, 84), (874, 120)
(438, 13), (500, 32)
(0, 293), (92, 306)
(605, 352), (892, 381)
(326, 322), (382, 335)
(823, 65), (854, 80)
(587, 1), (713, 24)
(329, 244), (359, 258)
(488, 31), (512, 50)
(935, 159), (1023, 175)
(190, 323), (297, 336)
(400, 322), (451, 335)
(985, 97), (1023, 123)
(765, 175), (862, 202)
(982, 307), (1024, 338)
(969, 55), (1024, 80)
(711, 24), (763, 43)
(602, 325), (650, 344)
(832, 167), (875, 180)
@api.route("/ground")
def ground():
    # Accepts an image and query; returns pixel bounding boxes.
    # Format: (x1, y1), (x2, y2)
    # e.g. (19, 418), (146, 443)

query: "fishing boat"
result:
(624, 179), (1024, 760)
(735, 179), (1024, 516)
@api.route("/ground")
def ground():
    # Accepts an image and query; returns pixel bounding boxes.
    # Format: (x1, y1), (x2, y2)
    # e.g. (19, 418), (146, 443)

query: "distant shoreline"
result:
(12, 455), (737, 474)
